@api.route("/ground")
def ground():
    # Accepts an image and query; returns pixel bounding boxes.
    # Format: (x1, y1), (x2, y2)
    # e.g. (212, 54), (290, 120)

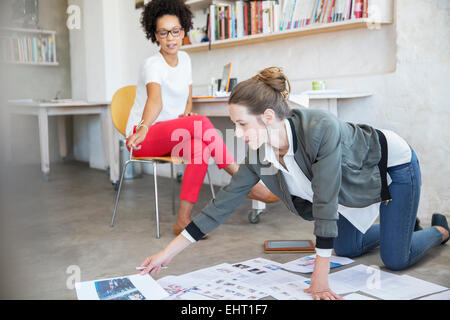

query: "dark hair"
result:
(229, 67), (292, 120)
(141, 0), (193, 44)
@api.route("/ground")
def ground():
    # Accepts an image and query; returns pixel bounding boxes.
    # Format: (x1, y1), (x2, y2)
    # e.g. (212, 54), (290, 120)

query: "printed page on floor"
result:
(328, 264), (399, 292)
(164, 290), (216, 300)
(159, 257), (312, 300)
(263, 278), (312, 300)
(281, 254), (355, 273)
(328, 264), (449, 300)
(359, 274), (449, 300)
(303, 278), (355, 296)
(157, 263), (254, 297)
(419, 290), (450, 300)
(343, 293), (377, 300)
(189, 278), (269, 300)
(229, 257), (308, 288)
(75, 274), (169, 300)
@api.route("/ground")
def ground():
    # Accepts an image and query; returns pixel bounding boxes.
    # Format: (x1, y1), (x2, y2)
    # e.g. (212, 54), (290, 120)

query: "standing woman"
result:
(126, 0), (278, 236)
(137, 67), (449, 300)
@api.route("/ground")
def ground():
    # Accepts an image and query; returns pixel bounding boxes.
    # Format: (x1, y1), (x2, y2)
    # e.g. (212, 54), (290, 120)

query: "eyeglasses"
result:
(156, 27), (184, 38)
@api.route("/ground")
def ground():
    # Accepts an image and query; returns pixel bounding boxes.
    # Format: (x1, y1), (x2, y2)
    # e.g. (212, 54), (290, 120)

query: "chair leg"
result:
(206, 168), (216, 200)
(110, 160), (132, 227)
(171, 162), (176, 216)
(153, 161), (160, 239)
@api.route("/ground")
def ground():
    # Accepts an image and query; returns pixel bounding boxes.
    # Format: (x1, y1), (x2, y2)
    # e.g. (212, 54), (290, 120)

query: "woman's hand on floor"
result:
(304, 255), (344, 300)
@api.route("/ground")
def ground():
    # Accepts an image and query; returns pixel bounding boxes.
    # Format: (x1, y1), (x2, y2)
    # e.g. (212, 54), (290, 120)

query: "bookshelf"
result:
(0, 27), (59, 66)
(183, 0), (394, 52)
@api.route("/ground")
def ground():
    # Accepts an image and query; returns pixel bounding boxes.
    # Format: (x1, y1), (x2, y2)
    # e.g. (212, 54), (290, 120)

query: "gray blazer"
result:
(187, 108), (387, 249)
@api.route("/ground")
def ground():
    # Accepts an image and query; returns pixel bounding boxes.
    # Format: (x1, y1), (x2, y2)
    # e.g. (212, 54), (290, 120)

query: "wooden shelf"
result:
(1, 27), (58, 66)
(2, 60), (59, 66)
(1, 27), (56, 35)
(185, 0), (211, 11)
(182, 18), (392, 52)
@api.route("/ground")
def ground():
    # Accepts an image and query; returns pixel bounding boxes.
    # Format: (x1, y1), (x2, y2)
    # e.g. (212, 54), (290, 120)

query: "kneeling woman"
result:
(138, 67), (449, 300)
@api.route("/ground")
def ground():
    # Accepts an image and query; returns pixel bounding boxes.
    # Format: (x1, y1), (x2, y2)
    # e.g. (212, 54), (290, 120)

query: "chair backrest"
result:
(110, 85), (137, 136)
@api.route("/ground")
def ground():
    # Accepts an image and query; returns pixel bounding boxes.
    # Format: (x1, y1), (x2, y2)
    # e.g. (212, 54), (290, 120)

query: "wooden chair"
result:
(109, 86), (216, 238)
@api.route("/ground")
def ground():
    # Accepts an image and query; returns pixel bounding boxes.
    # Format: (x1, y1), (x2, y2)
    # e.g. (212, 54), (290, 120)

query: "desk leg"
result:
(5, 112), (13, 164)
(38, 109), (50, 180)
(102, 106), (119, 184)
(328, 98), (338, 117)
(100, 108), (109, 171)
(57, 116), (68, 159)
(112, 129), (120, 183)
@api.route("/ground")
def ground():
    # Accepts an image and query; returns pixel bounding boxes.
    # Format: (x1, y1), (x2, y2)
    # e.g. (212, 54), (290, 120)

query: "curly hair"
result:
(141, 0), (193, 44)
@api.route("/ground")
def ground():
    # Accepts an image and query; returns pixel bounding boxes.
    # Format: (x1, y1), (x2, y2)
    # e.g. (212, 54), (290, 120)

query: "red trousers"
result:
(129, 115), (235, 203)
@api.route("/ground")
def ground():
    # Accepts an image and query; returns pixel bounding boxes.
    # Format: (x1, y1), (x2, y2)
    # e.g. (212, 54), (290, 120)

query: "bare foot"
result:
(223, 163), (279, 203)
(248, 182), (280, 203)
(223, 162), (239, 176)
(173, 218), (191, 232)
(173, 200), (194, 235)
(435, 226), (450, 242)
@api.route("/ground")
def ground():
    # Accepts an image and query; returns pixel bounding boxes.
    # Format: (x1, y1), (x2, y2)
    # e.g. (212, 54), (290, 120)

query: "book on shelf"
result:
(363, 0), (369, 18)
(205, 0), (369, 43)
(354, 0), (363, 19)
(262, 1), (271, 33)
(1, 32), (56, 64)
(236, 1), (244, 38)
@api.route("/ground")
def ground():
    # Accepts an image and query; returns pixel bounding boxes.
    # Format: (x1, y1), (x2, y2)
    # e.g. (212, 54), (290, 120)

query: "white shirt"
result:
(125, 51), (192, 137)
(262, 120), (411, 257)
(380, 129), (412, 168)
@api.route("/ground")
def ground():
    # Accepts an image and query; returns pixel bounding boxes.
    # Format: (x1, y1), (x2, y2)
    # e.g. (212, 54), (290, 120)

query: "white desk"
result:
(192, 97), (230, 117)
(192, 92), (373, 117)
(289, 91), (373, 116)
(6, 100), (116, 182)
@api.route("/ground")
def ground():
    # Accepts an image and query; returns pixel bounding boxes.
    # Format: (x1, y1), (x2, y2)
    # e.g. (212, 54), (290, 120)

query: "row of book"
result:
(209, 1), (279, 40)
(1, 34), (56, 64)
(207, 0), (369, 42)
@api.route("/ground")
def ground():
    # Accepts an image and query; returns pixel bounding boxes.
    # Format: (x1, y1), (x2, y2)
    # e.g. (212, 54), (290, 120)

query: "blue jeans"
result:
(333, 147), (442, 271)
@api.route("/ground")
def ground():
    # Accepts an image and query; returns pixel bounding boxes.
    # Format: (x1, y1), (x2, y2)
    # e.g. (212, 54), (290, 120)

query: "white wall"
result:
(69, 0), (127, 169)
(70, 0), (449, 219)
(69, 0), (104, 167)
(4, 0), (72, 165)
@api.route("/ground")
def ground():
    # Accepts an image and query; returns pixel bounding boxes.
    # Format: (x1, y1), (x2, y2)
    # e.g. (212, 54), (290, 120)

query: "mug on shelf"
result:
(312, 80), (326, 90)
(189, 29), (203, 44)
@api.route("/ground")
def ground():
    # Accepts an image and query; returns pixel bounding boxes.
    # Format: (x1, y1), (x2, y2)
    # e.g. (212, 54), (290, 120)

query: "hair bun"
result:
(254, 67), (291, 100)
